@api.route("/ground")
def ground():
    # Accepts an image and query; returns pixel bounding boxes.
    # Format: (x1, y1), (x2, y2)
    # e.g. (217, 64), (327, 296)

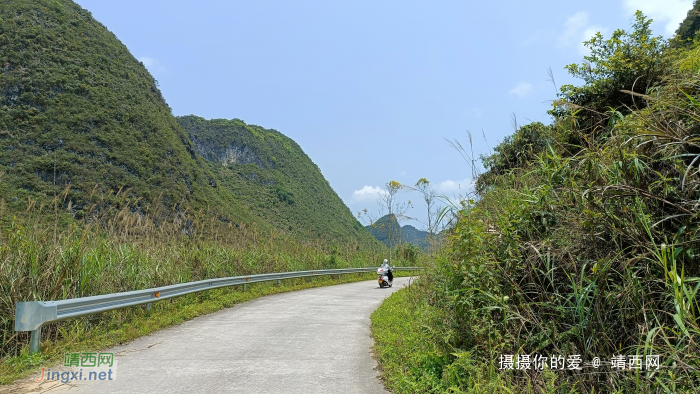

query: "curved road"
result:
(14, 278), (411, 394)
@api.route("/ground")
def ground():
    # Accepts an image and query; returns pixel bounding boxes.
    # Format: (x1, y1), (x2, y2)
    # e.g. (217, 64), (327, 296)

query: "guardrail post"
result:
(338, 274), (341, 280)
(243, 284), (247, 291)
(146, 303), (152, 313)
(30, 327), (41, 354)
(276, 279), (280, 286)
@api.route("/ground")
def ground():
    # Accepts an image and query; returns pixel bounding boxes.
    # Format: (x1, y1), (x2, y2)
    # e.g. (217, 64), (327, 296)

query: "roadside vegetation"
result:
(1, 1), (393, 386)
(373, 11), (700, 393)
(1, 271), (397, 386)
(0, 194), (401, 383)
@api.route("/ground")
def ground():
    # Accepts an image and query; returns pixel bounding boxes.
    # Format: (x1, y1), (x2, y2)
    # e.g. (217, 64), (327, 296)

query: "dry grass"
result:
(0, 190), (385, 361)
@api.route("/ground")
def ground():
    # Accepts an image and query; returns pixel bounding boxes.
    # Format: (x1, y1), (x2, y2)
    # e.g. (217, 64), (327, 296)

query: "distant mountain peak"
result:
(365, 214), (431, 250)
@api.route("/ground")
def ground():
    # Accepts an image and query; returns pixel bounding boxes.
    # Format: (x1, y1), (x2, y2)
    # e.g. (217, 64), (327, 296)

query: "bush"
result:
(553, 11), (670, 133)
(376, 14), (700, 393)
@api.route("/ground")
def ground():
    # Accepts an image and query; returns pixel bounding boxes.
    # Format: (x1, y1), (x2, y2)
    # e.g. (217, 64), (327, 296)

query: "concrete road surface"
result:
(12, 277), (412, 394)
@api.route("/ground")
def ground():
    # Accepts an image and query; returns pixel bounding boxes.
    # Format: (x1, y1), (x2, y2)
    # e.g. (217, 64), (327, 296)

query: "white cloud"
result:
(138, 56), (158, 68)
(509, 82), (533, 98)
(559, 12), (609, 55)
(439, 177), (473, 194)
(623, 0), (693, 36)
(560, 11), (590, 47)
(579, 25), (609, 55)
(351, 185), (386, 202)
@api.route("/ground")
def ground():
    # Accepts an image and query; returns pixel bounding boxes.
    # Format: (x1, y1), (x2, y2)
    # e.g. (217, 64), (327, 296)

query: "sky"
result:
(74, 0), (693, 230)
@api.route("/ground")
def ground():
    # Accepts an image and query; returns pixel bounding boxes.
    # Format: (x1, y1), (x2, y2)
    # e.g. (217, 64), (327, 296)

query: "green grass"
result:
(371, 284), (445, 393)
(371, 284), (539, 394)
(0, 210), (388, 359)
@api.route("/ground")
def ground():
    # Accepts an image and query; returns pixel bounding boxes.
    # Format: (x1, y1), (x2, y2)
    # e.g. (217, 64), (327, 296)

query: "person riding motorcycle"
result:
(380, 259), (394, 283)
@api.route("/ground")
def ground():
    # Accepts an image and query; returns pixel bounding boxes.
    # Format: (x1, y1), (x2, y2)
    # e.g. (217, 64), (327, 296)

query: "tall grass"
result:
(372, 49), (700, 392)
(0, 190), (384, 360)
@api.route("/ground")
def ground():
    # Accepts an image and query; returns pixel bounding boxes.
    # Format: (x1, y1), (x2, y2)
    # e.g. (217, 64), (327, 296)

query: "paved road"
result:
(13, 278), (411, 394)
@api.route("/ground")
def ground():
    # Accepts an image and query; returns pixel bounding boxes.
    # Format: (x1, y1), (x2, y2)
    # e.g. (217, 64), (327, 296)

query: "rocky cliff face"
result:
(189, 137), (264, 167)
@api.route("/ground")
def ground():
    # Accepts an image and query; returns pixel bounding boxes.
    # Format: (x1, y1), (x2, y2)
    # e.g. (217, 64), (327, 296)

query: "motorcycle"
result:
(377, 265), (393, 288)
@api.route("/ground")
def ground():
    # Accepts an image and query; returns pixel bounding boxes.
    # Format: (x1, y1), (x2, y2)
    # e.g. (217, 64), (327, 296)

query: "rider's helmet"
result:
(383, 259), (388, 264)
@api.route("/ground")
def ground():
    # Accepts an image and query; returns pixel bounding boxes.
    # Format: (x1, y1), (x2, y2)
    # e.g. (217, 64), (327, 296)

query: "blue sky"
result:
(74, 0), (692, 230)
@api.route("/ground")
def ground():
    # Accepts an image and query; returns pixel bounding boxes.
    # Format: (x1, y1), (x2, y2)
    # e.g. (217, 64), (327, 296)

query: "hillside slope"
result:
(0, 0), (379, 250)
(177, 116), (380, 247)
(0, 0), (259, 227)
(676, 0), (700, 43)
(365, 214), (430, 249)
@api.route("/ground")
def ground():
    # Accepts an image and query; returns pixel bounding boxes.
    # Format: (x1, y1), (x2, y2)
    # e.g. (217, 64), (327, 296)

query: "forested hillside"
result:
(373, 10), (700, 393)
(676, 0), (700, 44)
(0, 0), (378, 248)
(177, 115), (378, 247)
(0, 0), (384, 374)
(365, 214), (430, 250)
(0, 0), (258, 228)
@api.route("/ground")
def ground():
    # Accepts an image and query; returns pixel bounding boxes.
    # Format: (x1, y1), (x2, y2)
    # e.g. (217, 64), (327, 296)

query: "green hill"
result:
(675, 0), (700, 44)
(0, 0), (257, 227)
(176, 116), (379, 247)
(0, 0), (379, 249)
(366, 214), (430, 250)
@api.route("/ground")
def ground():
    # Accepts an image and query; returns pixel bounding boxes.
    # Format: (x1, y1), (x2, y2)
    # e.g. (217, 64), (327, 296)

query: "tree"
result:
(477, 122), (553, 194)
(376, 181), (412, 263)
(413, 178), (442, 252)
(356, 181), (414, 261)
(553, 11), (670, 131)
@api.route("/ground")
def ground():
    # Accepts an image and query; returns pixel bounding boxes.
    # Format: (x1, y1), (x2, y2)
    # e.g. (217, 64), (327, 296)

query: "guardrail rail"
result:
(15, 266), (423, 353)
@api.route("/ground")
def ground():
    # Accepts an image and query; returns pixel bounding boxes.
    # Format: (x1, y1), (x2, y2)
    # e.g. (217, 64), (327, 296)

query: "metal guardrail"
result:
(15, 266), (423, 353)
